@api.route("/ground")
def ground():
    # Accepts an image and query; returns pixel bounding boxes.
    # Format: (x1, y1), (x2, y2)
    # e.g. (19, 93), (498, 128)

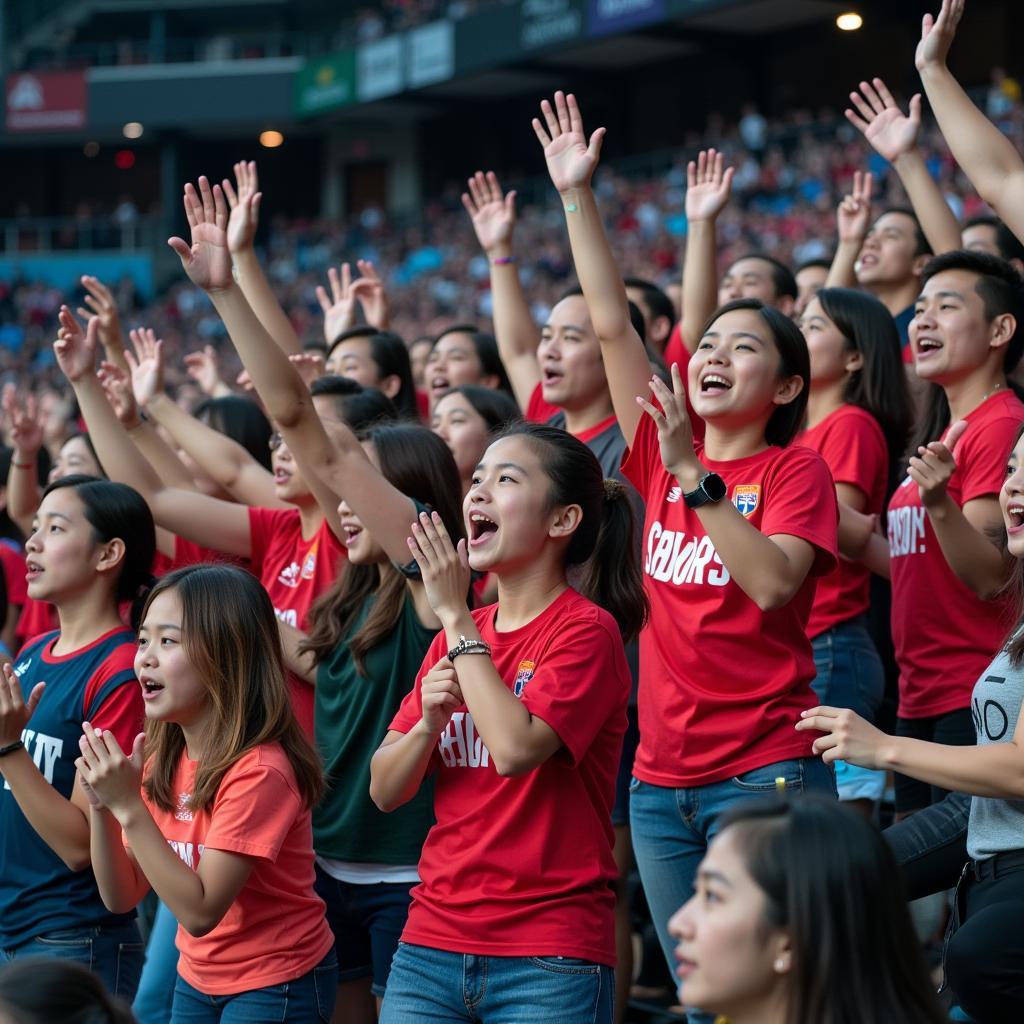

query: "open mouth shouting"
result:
(1006, 500), (1024, 536)
(140, 676), (165, 702)
(468, 510), (499, 548)
(699, 372), (733, 395)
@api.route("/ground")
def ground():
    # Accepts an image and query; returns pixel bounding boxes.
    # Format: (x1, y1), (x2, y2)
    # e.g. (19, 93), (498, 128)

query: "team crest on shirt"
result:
(174, 792), (193, 822)
(513, 660), (536, 697)
(278, 561), (301, 588)
(732, 485), (760, 518)
(300, 537), (320, 581)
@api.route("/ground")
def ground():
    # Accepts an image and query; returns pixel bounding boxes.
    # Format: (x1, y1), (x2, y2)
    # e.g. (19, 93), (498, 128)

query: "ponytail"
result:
(575, 480), (649, 644)
(500, 423), (649, 642)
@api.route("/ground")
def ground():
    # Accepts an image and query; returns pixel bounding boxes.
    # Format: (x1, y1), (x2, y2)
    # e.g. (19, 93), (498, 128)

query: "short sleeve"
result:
(84, 644), (142, 751)
(247, 506), (285, 578)
(818, 414), (885, 500)
(526, 383), (560, 425)
(204, 758), (303, 862)
(761, 447), (839, 578)
(958, 415), (1024, 505)
(1, 545), (27, 606)
(520, 616), (628, 766)
(663, 325), (687, 372)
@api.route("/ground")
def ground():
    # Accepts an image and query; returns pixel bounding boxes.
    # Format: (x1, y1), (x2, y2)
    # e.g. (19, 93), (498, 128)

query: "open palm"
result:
(847, 80), (920, 162)
(168, 177), (233, 292)
(126, 328), (165, 407)
(686, 149), (734, 222)
(462, 171), (516, 253)
(533, 92), (605, 194)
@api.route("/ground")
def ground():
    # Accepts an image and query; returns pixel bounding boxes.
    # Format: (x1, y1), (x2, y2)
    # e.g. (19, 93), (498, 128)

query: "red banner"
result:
(6, 70), (87, 132)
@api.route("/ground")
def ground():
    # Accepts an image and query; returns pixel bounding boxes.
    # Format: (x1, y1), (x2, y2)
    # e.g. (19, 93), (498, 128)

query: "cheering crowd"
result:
(1, 2), (1024, 1022)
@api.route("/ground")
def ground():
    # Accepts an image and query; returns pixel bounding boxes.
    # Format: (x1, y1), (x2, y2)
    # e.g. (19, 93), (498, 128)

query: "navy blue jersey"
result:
(0, 626), (141, 949)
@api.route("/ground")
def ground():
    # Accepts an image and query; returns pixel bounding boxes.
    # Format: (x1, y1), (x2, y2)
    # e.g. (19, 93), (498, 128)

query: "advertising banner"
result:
(6, 71), (87, 132)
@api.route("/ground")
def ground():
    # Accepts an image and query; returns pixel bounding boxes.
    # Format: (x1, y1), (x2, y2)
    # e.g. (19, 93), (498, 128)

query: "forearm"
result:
(681, 220), (718, 354)
(825, 240), (860, 289)
(883, 736), (1024, 800)
(892, 150), (962, 255)
(279, 622), (316, 684)
(233, 250), (302, 356)
(919, 64), (1024, 209)
(8, 454), (41, 530)
(0, 751), (91, 870)
(927, 497), (1008, 598)
(370, 725), (437, 812)
(487, 243), (540, 410)
(127, 418), (197, 491)
(118, 801), (221, 936)
(90, 806), (148, 912)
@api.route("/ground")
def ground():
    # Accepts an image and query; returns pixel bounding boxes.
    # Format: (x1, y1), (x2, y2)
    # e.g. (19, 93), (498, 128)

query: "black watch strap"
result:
(683, 472), (727, 509)
(0, 740), (24, 758)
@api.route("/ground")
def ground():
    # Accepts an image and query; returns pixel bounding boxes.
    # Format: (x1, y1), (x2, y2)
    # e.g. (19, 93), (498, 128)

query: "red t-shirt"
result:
(248, 507), (345, 736)
(888, 390), (1024, 719)
(799, 405), (888, 638)
(389, 588), (629, 966)
(525, 384), (561, 425)
(663, 323), (687, 372)
(16, 596), (59, 650)
(622, 412), (838, 786)
(152, 536), (249, 578)
(0, 542), (26, 609)
(130, 744), (333, 995)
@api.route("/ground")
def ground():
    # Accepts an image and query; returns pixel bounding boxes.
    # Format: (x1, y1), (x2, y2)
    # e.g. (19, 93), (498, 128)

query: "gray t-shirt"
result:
(967, 645), (1024, 859)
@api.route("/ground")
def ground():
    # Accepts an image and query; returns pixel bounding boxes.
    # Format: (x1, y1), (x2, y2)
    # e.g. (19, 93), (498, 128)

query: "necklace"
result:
(981, 382), (1006, 403)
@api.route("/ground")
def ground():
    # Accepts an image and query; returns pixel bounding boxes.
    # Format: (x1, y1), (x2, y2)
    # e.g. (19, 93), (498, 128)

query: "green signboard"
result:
(294, 50), (356, 118)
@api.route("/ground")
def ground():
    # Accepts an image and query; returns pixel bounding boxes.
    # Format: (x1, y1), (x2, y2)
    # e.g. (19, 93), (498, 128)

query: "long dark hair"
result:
(720, 796), (948, 1024)
(0, 956), (135, 1024)
(194, 395), (273, 471)
(906, 251), (1024, 462)
(434, 385), (521, 434)
(141, 564), (324, 813)
(41, 475), (155, 626)
(500, 422), (648, 643)
(815, 288), (912, 475)
(699, 299), (809, 448)
(996, 423), (1024, 666)
(433, 325), (514, 397)
(301, 424), (464, 670)
(328, 329), (418, 420)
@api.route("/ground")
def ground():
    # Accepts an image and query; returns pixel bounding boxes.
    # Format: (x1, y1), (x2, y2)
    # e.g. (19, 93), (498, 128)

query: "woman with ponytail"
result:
(0, 475), (155, 1000)
(370, 421), (645, 1024)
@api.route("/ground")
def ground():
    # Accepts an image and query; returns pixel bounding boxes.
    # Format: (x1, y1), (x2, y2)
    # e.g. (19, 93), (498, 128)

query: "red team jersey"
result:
(248, 507), (346, 736)
(389, 588), (629, 966)
(799, 405), (888, 638)
(888, 389), (1024, 719)
(622, 412), (838, 787)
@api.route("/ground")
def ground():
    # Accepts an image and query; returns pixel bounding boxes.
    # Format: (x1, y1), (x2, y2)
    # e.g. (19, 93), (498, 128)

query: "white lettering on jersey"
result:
(888, 505), (927, 557)
(274, 606), (298, 628)
(4, 729), (64, 789)
(437, 712), (491, 769)
(168, 839), (206, 869)
(644, 521), (730, 587)
(277, 562), (301, 589)
(13, 659), (31, 677)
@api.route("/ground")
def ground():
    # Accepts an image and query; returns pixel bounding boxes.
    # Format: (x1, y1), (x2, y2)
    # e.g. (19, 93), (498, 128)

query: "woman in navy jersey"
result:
(0, 474), (155, 1000)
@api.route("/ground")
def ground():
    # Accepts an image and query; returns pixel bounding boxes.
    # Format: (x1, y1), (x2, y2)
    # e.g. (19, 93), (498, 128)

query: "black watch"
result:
(683, 472), (727, 509)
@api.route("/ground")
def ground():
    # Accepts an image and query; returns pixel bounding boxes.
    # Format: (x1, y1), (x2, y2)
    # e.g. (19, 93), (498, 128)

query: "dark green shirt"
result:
(312, 592), (437, 863)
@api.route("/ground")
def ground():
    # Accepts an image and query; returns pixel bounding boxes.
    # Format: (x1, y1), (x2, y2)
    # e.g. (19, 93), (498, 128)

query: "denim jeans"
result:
(811, 616), (886, 802)
(133, 899), (180, 1024)
(2, 921), (144, 1003)
(379, 942), (614, 1024)
(630, 758), (836, 1022)
(884, 790), (971, 900)
(170, 950), (338, 1023)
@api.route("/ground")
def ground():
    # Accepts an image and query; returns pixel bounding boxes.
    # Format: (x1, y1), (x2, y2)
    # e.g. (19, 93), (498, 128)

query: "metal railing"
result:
(0, 217), (160, 254)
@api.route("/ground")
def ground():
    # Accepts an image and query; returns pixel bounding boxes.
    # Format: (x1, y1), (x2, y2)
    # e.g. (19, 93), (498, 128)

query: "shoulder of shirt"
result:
(220, 743), (300, 795)
(250, 505), (299, 530)
(553, 590), (621, 644)
(775, 443), (832, 471)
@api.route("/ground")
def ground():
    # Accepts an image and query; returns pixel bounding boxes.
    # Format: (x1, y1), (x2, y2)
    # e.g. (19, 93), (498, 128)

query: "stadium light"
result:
(122, 122), (144, 139)
(259, 130), (284, 149)
(836, 12), (863, 31)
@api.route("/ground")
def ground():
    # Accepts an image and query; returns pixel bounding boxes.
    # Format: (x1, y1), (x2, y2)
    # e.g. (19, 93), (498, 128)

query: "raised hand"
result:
(98, 361), (141, 428)
(0, 662), (44, 746)
(462, 171), (517, 254)
(407, 510), (470, 623)
(288, 352), (326, 386)
(908, 418), (968, 509)
(77, 276), (124, 354)
(183, 345), (227, 397)
(2, 384), (44, 456)
(916, 0), (965, 73)
(419, 656), (464, 735)
(635, 365), (700, 481)
(167, 177), (233, 292)
(846, 79), (922, 163)
(837, 170), (874, 244)
(54, 306), (99, 383)
(125, 327), (165, 409)
(222, 160), (262, 255)
(75, 723), (145, 821)
(354, 258), (390, 330)
(685, 149), (735, 223)
(533, 91), (606, 195)
(316, 262), (365, 344)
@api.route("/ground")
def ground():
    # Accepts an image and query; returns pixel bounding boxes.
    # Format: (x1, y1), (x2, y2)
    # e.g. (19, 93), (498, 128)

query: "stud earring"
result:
(774, 957), (787, 972)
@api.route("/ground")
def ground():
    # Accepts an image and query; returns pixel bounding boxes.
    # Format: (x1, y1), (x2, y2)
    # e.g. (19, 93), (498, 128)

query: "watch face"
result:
(704, 473), (727, 502)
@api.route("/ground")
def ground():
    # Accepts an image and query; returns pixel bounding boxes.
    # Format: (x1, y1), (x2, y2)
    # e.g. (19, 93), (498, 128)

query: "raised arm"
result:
(57, 309), (252, 557)
(846, 78), (961, 255)
(917, 0), (1024, 243)
(462, 171), (537, 410)
(183, 345), (233, 399)
(2, 386), (45, 535)
(169, 177), (420, 562)
(78, 275), (130, 375)
(126, 328), (281, 508)
(681, 149), (735, 357)
(534, 91), (649, 446)
(826, 171), (874, 289)
(222, 160), (301, 356)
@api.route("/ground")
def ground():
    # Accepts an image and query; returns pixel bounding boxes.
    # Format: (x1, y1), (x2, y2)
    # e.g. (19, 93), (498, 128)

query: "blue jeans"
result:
(630, 758), (836, 1022)
(2, 921), (144, 1003)
(379, 942), (614, 1024)
(811, 616), (886, 802)
(170, 950), (338, 1023)
(134, 899), (180, 1024)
